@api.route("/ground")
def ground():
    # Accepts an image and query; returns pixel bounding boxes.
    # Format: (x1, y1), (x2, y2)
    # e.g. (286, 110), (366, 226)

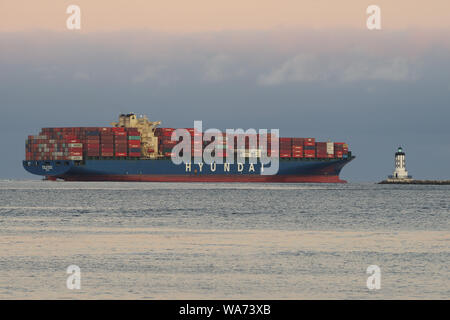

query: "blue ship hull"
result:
(23, 157), (354, 183)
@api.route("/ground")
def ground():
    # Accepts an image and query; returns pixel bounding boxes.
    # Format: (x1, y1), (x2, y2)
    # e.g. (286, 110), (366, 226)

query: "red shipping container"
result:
(163, 131), (175, 137)
(115, 152), (127, 157)
(65, 139), (80, 143)
(304, 138), (315, 146)
(280, 154), (291, 158)
(292, 138), (305, 145)
(161, 141), (178, 146)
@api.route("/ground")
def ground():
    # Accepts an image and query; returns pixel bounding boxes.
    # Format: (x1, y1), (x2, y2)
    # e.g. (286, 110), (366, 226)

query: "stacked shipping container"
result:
(153, 129), (349, 160)
(333, 142), (348, 159)
(113, 128), (128, 157)
(303, 138), (316, 158)
(25, 127), (142, 161)
(279, 138), (292, 158)
(86, 131), (100, 157)
(128, 128), (141, 157)
(100, 129), (114, 157)
(26, 126), (349, 161)
(155, 128), (176, 157)
(292, 138), (304, 158)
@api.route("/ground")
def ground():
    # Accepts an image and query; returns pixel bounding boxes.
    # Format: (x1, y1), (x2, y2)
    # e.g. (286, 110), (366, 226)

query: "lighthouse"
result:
(389, 146), (412, 180)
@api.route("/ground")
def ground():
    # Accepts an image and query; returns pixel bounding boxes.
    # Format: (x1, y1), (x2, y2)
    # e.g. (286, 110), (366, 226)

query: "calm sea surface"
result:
(0, 180), (448, 299)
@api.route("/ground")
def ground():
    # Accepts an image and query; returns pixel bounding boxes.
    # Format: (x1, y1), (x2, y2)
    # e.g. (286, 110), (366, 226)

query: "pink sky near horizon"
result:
(1, 0), (450, 33)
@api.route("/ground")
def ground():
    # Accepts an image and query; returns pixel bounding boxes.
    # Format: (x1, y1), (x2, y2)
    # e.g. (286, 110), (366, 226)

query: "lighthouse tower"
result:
(390, 147), (412, 180)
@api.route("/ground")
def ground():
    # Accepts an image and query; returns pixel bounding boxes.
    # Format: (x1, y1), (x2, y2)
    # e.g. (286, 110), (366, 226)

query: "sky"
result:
(1, 1), (449, 181)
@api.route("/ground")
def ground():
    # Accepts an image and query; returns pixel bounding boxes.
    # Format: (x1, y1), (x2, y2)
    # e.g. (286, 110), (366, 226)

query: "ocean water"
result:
(0, 180), (448, 299)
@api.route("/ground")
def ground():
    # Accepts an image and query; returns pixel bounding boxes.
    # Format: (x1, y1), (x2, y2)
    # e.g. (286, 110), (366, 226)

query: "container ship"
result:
(23, 114), (354, 183)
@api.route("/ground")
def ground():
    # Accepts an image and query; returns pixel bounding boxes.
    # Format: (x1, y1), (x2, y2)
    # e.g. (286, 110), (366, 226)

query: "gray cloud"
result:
(203, 54), (237, 82)
(132, 65), (176, 85)
(258, 54), (418, 86)
(258, 54), (327, 85)
(73, 71), (91, 80)
(340, 57), (417, 82)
